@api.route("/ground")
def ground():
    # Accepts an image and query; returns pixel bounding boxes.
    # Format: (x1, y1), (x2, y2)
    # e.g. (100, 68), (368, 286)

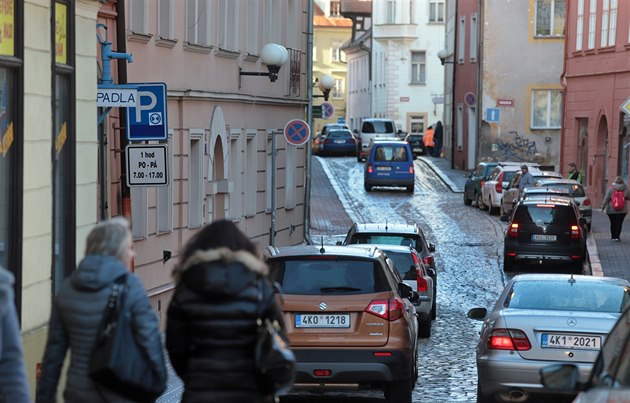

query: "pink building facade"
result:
(563, 0), (630, 205)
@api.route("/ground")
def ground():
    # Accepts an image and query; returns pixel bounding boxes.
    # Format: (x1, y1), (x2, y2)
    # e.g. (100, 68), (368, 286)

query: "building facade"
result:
(563, 0), (630, 205)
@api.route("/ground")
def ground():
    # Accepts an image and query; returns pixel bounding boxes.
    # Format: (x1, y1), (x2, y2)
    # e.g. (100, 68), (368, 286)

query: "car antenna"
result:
(320, 236), (325, 254)
(385, 219), (388, 231)
(568, 274), (576, 285)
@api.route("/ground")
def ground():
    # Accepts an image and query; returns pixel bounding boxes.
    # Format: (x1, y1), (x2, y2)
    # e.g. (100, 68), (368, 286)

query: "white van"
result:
(356, 118), (397, 162)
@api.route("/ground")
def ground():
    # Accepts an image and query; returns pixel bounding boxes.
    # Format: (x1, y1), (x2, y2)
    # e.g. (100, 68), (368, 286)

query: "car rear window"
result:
(506, 281), (629, 313)
(381, 251), (416, 280)
(503, 171), (517, 182)
(374, 145), (409, 162)
(348, 234), (417, 248)
(268, 258), (390, 295)
(406, 135), (422, 142)
(541, 184), (586, 197)
(362, 121), (394, 134)
(328, 130), (352, 139)
(514, 204), (576, 227)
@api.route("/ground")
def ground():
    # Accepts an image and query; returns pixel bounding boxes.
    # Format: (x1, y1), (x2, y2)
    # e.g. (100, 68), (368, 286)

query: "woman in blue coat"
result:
(36, 218), (167, 402)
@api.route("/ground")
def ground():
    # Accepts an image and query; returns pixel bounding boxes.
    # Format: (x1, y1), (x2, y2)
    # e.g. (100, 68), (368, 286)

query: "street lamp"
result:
(437, 48), (454, 65)
(239, 43), (289, 87)
(314, 74), (335, 101)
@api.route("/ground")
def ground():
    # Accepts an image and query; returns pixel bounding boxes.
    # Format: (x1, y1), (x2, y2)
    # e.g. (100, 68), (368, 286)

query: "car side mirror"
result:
(540, 364), (580, 391)
(466, 307), (487, 320)
(398, 282), (416, 301)
(579, 217), (587, 226)
(500, 215), (510, 222)
(429, 243), (436, 252)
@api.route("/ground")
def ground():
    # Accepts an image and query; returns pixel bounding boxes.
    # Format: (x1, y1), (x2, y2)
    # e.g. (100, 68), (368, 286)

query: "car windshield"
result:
(540, 184), (586, 197)
(268, 258), (389, 295)
(506, 280), (629, 313)
(381, 250), (416, 280)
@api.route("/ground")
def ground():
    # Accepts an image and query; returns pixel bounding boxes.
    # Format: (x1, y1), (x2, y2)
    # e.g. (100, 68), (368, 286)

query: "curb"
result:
(586, 235), (603, 277)
(417, 157), (464, 193)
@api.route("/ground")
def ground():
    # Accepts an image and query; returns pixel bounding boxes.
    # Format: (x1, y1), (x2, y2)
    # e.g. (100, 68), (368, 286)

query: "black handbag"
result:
(255, 279), (296, 397)
(89, 275), (165, 401)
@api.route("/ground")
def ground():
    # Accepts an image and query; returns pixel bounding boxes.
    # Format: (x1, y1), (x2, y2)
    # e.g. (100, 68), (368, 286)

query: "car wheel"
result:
(418, 317), (431, 338)
(587, 223), (592, 232)
(476, 384), (494, 403)
(464, 192), (472, 206)
(503, 256), (515, 272)
(477, 193), (487, 210)
(386, 379), (412, 403)
(364, 183), (373, 192)
(489, 204), (499, 216)
(406, 185), (414, 193)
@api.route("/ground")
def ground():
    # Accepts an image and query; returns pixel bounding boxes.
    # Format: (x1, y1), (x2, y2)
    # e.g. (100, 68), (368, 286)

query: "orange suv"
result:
(264, 244), (419, 403)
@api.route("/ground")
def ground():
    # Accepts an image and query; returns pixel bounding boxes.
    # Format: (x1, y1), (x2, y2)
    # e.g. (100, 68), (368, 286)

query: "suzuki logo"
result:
(319, 302), (328, 311)
(567, 318), (577, 327)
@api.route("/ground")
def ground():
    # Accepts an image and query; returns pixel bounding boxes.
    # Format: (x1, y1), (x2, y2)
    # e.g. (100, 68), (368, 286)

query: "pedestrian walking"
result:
(36, 217), (167, 403)
(518, 164), (534, 191)
(600, 176), (630, 241)
(433, 121), (443, 157)
(423, 125), (435, 157)
(567, 162), (584, 184)
(166, 219), (288, 403)
(0, 266), (31, 403)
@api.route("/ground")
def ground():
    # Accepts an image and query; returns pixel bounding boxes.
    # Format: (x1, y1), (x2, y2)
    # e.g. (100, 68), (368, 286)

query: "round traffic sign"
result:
(284, 119), (311, 146)
(321, 101), (335, 120)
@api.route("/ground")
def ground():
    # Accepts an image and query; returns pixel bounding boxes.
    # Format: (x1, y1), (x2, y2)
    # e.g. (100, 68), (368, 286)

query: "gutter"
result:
(304, 0), (314, 245)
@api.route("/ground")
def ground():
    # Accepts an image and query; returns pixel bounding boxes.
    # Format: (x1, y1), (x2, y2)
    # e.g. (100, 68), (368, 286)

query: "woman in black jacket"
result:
(166, 219), (286, 403)
(36, 218), (167, 403)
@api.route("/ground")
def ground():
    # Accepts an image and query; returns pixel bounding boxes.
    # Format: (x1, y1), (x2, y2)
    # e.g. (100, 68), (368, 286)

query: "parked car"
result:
(463, 161), (499, 206)
(540, 303), (630, 402)
(356, 118), (397, 162)
(348, 244), (434, 338)
(313, 123), (350, 155)
(339, 222), (438, 319)
(363, 139), (415, 193)
(500, 168), (563, 217)
(468, 273), (630, 403)
(534, 179), (592, 231)
(319, 129), (356, 156)
(404, 133), (424, 158)
(502, 188), (573, 220)
(504, 195), (587, 272)
(264, 244), (420, 403)
(480, 162), (527, 213)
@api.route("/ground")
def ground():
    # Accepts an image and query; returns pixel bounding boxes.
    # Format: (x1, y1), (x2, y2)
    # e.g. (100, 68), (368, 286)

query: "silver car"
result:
(349, 244), (434, 338)
(534, 178), (593, 231)
(468, 274), (630, 403)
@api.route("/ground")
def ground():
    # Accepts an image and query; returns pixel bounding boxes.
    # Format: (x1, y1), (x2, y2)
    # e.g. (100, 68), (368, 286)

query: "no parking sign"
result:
(284, 119), (311, 146)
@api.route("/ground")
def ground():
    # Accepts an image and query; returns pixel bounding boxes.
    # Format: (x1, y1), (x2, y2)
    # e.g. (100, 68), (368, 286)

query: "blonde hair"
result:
(85, 217), (131, 261)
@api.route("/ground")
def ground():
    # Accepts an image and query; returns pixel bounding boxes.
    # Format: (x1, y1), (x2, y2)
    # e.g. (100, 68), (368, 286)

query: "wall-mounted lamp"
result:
(437, 49), (454, 66)
(239, 43), (289, 88)
(313, 74), (335, 102)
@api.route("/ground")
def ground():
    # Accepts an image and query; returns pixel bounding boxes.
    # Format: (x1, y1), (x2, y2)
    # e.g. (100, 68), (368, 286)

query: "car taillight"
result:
(488, 329), (531, 351)
(416, 275), (428, 293)
(422, 255), (434, 266)
(480, 180), (485, 188)
(409, 164), (414, 174)
(365, 298), (404, 321)
(495, 173), (504, 193)
(571, 225), (580, 239)
(368, 165), (374, 173)
(349, 137), (356, 144)
(582, 198), (591, 206)
(324, 138), (332, 144)
(509, 223), (519, 237)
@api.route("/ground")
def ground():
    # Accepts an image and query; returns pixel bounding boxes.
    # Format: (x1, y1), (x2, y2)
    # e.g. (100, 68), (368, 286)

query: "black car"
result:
(463, 161), (499, 206)
(503, 195), (587, 273)
(319, 129), (356, 156)
(338, 222), (438, 319)
(404, 133), (424, 158)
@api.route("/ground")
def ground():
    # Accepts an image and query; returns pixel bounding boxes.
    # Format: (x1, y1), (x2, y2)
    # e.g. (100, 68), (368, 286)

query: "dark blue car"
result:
(463, 161), (499, 206)
(364, 140), (415, 193)
(319, 129), (356, 156)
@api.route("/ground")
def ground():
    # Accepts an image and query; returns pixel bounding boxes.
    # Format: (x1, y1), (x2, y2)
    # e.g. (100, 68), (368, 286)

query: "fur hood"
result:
(173, 247), (268, 284)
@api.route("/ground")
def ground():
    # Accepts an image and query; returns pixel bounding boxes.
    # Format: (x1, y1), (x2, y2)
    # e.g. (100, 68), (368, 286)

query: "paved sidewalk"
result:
(418, 156), (630, 282)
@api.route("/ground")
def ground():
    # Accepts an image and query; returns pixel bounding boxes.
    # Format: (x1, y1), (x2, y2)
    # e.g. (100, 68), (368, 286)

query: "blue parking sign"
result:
(127, 83), (168, 141)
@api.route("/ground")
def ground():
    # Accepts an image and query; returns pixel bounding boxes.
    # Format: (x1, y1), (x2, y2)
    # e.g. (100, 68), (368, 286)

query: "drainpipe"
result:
(116, 0), (132, 221)
(450, 2), (459, 169)
(475, 0), (484, 170)
(304, 0), (314, 244)
(559, 4), (569, 176)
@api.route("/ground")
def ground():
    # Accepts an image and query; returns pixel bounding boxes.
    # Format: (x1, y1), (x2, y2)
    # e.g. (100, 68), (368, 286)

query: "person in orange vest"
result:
(423, 125), (435, 156)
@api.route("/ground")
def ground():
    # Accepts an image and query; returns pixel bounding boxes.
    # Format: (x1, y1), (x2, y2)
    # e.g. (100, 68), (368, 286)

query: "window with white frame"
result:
(285, 145), (295, 209)
(588, 0), (596, 49)
(157, 0), (173, 40)
(186, 0), (210, 46)
(229, 132), (242, 220)
(189, 132), (204, 228)
(535, 0), (565, 37)
(531, 90), (562, 129)
(131, 187), (148, 240)
(245, 133), (257, 217)
(330, 1), (341, 17)
(458, 17), (466, 64)
(386, 0), (396, 24)
(411, 51), (426, 84)
(470, 14), (477, 62)
(601, 0), (617, 47)
(246, 1), (259, 54)
(331, 41), (343, 62)
(157, 134), (173, 233)
(218, 0), (238, 51)
(429, 1), (444, 23)
(576, 0), (584, 50)
(130, 0), (148, 35)
(332, 79), (343, 99)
